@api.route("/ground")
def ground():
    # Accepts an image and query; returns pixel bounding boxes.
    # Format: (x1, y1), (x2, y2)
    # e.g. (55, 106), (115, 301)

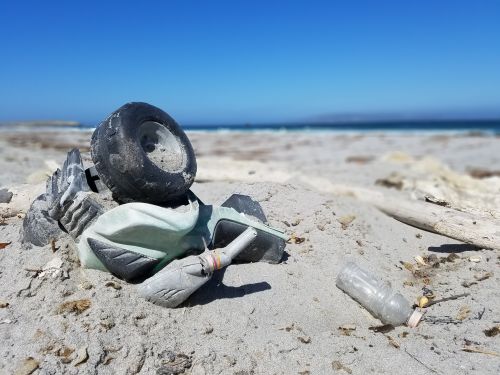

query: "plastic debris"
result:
(418, 296), (429, 308)
(336, 262), (423, 327)
(414, 255), (427, 266)
(139, 227), (257, 307)
(39, 257), (64, 278)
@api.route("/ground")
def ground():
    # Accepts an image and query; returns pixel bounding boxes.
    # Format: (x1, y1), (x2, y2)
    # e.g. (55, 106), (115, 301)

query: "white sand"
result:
(0, 130), (499, 374)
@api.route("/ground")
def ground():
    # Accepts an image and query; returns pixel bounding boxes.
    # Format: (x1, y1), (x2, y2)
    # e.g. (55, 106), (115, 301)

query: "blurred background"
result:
(0, 0), (499, 129)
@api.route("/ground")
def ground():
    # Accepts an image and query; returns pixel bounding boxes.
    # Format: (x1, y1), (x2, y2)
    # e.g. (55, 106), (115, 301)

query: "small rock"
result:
(14, 357), (39, 375)
(157, 352), (192, 374)
(289, 235), (305, 244)
(73, 346), (89, 366)
(0, 188), (13, 204)
(56, 346), (75, 364)
(105, 280), (122, 290)
(190, 363), (206, 375)
(39, 257), (63, 278)
(457, 306), (471, 321)
(298, 336), (311, 344)
(79, 281), (93, 290)
(484, 325), (500, 337)
(386, 335), (400, 349)
(418, 296), (429, 308)
(474, 272), (493, 281)
(337, 215), (356, 230)
(469, 256), (481, 263)
(461, 280), (477, 288)
(446, 253), (460, 262)
(100, 317), (115, 331)
(375, 174), (404, 190)
(414, 256), (427, 266)
(368, 324), (394, 333)
(0, 300), (9, 308)
(224, 354), (237, 366)
(338, 324), (356, 336)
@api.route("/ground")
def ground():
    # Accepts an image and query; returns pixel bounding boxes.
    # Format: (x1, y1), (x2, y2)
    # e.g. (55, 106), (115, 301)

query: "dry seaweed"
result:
(484, 326), (500, 337)
(462, 346), (500, 357)
(345, 155), (375, 164)
(468, 168), (500, 179)
(56, 299), (91, 315)
(368, 324), (394, 333)
(332, 360), (352, 374)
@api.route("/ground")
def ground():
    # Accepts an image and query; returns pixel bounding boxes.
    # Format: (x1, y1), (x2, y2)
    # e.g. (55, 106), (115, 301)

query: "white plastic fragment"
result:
(39, 257), (64, 278)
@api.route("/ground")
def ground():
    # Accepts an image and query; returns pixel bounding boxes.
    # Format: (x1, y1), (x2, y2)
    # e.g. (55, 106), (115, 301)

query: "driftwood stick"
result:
(306, 181), (500, 251)
(426, 293), (470, 307)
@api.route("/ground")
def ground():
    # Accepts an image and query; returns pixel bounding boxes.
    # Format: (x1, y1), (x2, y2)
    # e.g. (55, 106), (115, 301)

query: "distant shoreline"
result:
(1, 119), (499, 134)
(0, 120), (80, 127)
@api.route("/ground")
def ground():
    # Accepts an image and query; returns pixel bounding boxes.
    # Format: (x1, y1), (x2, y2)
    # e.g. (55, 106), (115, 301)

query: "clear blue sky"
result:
(1, 1), (499, 124)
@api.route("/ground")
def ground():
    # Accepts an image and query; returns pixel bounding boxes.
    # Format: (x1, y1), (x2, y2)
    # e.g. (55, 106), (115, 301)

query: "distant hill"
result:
(0, 120), (80, 128)
(307, 111), (500, 124)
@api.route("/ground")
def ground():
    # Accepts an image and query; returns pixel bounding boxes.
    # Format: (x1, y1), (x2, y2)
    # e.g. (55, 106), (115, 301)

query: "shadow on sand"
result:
(428, 243), (481, 253)
(183, 267), (271, 307)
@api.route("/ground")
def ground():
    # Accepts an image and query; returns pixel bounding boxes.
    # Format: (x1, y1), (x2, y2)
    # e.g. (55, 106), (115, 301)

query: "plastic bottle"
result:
(336, 262), (422, 327)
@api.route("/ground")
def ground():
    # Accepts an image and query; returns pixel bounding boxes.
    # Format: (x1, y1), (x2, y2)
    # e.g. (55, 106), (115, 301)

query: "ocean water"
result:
(80, 119), (500, 133)
(2, 119), (500, 134)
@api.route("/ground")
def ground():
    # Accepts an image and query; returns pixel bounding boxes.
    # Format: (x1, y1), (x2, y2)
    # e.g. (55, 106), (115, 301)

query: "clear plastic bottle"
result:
(336, 262), (422, 327)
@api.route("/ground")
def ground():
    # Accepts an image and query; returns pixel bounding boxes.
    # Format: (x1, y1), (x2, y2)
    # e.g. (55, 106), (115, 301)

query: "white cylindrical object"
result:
(336, 262), (422, 327)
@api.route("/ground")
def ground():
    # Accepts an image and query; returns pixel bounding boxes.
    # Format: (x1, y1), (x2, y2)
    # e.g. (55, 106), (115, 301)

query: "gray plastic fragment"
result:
(47, 149), (90, 220)
(59, 192), (104, 239)
(21, 194), (64, 247)
(0, 188), (13, 204)
(87, 238), (160, 281)
(138, 227), (257, 308)
(221, 194), (267, 223)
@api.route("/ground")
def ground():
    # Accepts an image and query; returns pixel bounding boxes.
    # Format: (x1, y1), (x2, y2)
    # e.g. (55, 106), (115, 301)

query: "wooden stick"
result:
(426, 293), (470, 307)
(462, 347), (500, 357)
(310, 182), (500, 251)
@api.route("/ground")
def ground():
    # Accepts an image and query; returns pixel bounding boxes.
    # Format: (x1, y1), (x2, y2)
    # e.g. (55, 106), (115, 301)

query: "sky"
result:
(0, 1), (499, 125)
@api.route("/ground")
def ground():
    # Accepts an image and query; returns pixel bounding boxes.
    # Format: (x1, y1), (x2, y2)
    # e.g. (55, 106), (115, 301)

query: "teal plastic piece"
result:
(78, 195), (287, 272)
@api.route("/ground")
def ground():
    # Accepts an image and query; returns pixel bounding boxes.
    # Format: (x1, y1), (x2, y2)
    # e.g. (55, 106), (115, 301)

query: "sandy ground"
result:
(0, 129), (499, 374)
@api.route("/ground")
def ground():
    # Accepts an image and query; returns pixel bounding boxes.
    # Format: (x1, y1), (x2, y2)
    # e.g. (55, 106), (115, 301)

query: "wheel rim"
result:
(138, 121), (186, 172)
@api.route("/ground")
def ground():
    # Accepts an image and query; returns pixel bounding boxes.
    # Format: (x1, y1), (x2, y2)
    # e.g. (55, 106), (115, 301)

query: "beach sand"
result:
(0, 130), (499, 374)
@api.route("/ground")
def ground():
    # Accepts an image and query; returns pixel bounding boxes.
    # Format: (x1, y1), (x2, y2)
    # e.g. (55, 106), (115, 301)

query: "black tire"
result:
(91, 102), (197, 204)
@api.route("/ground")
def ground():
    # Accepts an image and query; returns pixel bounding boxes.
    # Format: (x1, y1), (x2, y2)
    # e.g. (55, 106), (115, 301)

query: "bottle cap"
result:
(407, 309), (424, 328)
